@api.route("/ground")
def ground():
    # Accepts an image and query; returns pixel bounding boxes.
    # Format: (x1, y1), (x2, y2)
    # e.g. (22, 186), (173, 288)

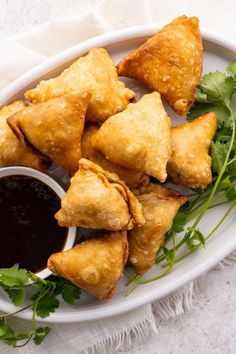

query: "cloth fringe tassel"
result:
(216, 250), (236, 270)
(79, 314), (158, 354)
(152, 282), (194, 321)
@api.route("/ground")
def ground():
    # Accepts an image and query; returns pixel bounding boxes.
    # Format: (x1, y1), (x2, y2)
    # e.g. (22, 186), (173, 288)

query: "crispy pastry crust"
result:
(167, 112), (218, 189)
(93, 92), (172, 183)
(55, 158), (145, 230)
(0, 100), (49, 169)
(117, 16), (203, 116)
(7, 90), (91, 172)
(48, 231), (128, 300)
(129, 184), (187, 275)
(25, 48), (136, 123)
(81, 124), (149, 187)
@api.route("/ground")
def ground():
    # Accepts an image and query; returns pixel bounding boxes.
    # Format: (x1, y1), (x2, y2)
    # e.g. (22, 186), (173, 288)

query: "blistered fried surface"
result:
(129, 184), (187, 275)
(81, 124), (149, 187)
(7, 90), (90, 172)
(167, 112), (217, 189)
(55, 158), (144, 230)
(0, 100), (48, 169)
(117, 16), (203, 116)
(48, 231), (128, 300)
(94, 92), (171, 183)
(25, 48), (136, 123)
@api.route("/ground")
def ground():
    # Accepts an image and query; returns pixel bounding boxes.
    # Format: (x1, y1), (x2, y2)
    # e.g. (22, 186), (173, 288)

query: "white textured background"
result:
(0, 1), (236, 353)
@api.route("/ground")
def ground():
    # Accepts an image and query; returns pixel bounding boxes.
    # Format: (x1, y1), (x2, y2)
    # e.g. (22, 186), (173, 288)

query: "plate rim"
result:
(0, 24), (236, 323)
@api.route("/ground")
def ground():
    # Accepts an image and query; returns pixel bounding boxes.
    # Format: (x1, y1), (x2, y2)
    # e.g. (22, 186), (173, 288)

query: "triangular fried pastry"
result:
(0, 100), (48, 169)
(55, 158), (144, 230)
(117, 16), (203, 116)
(167, 112), (217, 189)
(7, 90), (91, 172)
(129, 184), (187, 275)
(93, 92), (171, 183)
(25, 48), (136, 123)
(48, 231), (128, 300)
(81, 124), (149, 188)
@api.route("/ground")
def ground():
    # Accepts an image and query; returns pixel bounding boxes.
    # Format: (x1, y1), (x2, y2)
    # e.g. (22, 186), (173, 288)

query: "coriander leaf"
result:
(162, 247), (176, 266)
(227, 60), (236, 91)
(200, 71), (226, 100)
(228, 159), (236, 174)
(186, 229), (205, 249)
(3, 288), (25, 306)
(47, 275), (81, 305)
(0, 319), (14, 345)
(200, 71), (234, 106)
(211, 141), (228, 174)
(0, 265), (29, 287)
(163, 209), (187, 247)
(46, 274), (64, 295)
(62, 281), (81, 305)
(33, 327), (51, 345)
(172, 212), (187, 233)
(214, 120), (233, 141)
(195, 87), (209, 103)
(32, 290), (59, 318)
(227, 60), (236, 76)
(0, 319), (29, 346)
(223, 76), (235, 106)
(0, 264), (29, 286)
(225, 188), (236, 205)
(187, 102), (230, 124)
(219, 175), (232, 190)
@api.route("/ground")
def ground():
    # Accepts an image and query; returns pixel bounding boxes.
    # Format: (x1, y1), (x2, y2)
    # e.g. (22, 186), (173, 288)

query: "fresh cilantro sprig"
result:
(188, 69), (234, 124)
(127, 61), (236, 294)
(0, 265), (81, 347)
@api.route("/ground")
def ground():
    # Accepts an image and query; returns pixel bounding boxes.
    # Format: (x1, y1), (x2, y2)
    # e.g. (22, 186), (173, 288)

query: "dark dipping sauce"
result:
(0, 175), (68, 273)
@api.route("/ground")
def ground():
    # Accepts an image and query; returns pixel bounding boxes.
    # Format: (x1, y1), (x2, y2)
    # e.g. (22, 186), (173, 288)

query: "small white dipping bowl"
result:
(0, 166), (76, 280)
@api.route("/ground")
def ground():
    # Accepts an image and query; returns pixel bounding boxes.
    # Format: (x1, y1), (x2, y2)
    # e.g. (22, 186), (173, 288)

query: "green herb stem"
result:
(126, 275), (142, 296)
(186, 201), (229, 221)
(163, 203), (234, 267)
(0, 286), (52, 319)
(205, 203), (234, 241)
(139, 264), (174, 284)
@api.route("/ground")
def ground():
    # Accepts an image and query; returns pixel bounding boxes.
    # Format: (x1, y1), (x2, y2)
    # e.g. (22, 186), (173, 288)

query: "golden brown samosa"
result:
(0, 100), (48, 169)
(129, 184), (187, 275)
(94, 92), (171, 183)
(167, 112), (217, 189)
(117, 16), (203, 116)
(7, 90), (91, 172)
(55, 158), (144, 230)
(81, 124), (149, 188)
(48, 231), (128, 300)
(25, 48), (136, 123)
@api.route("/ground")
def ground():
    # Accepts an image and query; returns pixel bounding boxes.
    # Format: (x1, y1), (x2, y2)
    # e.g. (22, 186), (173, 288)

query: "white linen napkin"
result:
(0, 0), (236, 353)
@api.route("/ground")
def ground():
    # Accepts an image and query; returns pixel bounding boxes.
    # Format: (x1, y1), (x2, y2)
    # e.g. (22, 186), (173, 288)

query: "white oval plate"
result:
(0, 25), (236, 323)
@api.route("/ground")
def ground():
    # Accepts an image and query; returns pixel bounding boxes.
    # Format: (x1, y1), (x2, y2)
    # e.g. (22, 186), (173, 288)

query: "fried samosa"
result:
(25, 48), (136, 123)
(117, 16), (203, 116)
(55, 158), (144, 230)
(167, 112), (217, 189)
(0, 100), (48, 169)
(81, 124), (149, 188)
(129, 184), (187, 275)
(48, 231), (128, 300)
(93, 92), (171, 183)
(7, 90), (91, 172)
